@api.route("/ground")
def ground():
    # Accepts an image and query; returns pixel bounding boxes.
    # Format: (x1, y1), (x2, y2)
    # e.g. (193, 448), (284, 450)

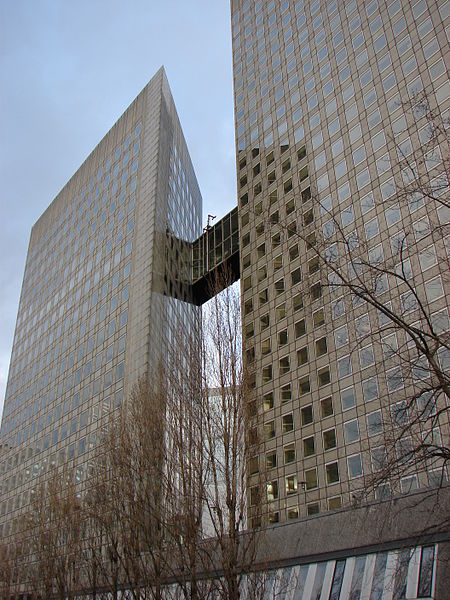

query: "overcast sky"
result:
(0, 1), (236, 419)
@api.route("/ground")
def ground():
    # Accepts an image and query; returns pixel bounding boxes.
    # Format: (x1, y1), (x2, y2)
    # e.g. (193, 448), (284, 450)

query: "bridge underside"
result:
(191, 250), (240, 306)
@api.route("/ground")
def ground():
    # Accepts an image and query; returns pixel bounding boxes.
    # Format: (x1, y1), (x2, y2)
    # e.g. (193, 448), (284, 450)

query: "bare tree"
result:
(200, 272), (264, 600)
(25, 466), (84, 599)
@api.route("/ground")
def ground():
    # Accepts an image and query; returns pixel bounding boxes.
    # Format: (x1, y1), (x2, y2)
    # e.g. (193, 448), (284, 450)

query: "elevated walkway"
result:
(190, 207), (240, 305)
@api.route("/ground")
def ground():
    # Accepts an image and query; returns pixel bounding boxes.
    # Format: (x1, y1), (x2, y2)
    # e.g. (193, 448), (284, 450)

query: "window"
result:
(326, 462), (340, 484)
(323, 428), (336, 450)
(279, 356), (290, 374)
(276, 303), (286, 321)
(337, 355), (352, 378)
(341, 387), (355, 411)
(286, 475), (298, 495)
(303, 436), (315, 457)
(334, 325), (348, 348)
(344, 419), (359, 443)
(266, 452), (277, 469)
(284, 443), (295, 464)
(287, 507), (299, 520)
(299, 375), (311, 395)
(371, 447), (387, 472)
(359, 345), (375, 368)
(272, 232), (281, 248)
(264, 421), (275, 440)
(292, 267), (302, 285)
(278, 329), (287, 347)
(262, 365), (272, 383)
(293, 293), (303, 311)
(281, 383), (291, 402)
(391, 400), (408, 427)
(263, 392), (274, 411)
(261, 338), (271, 355)
(318, 367), (331, 386)
(316, 337), (328, 356)
(364, 217), (379, 240)
(260, 313), (269, 331)
(367, 411), (383, 436)
(305, 468), (318, 490)
(259, 288), (268, 306)
(258, 266), (267, 282)
(386, 366), (403, 392)
(425, 277), (444, 303)
(297, 347), (308, 366)
(282, 413), (294, 432)
(347, 453), (363, 478)
(363, 377), (378, 402)
(267, 480), (279, 501)
(295, 319), (306, 338)
(321, 397), (333, 418)
(313, 308), (325, 327)
(301, 405), (313, 425)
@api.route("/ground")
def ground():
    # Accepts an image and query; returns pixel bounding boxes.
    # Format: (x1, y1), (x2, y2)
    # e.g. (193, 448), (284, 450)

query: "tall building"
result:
(0, 68), (203, 538)
(231, 0), (449, 524)
(0, 2), (449, 594)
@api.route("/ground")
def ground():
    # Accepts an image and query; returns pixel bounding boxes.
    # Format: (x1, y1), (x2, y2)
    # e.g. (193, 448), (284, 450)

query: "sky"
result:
(0, 1), (236, 419)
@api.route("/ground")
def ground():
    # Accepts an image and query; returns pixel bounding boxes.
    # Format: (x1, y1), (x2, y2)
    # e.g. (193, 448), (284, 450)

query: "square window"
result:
(286, 475), (298, 495)
(263, 392), (274, 411)
(344, 419), (359, 443)
(261, 338), (271, 356)
(297, 346), (308, 366)
(321, 397), (333, 418)
(323, 428), (336, 450)
(278, 329), (288, 346)
(347, 454), (363, 478)
(279, 356), (290, 374)
(318, 367), (331, 386)
(262, 364), (272, 383)
(281, 383), (291, 402)
(266, 452), (277, 469)
(303, 436), (315, 457)
(363, 377), (378, 402)
(301, 405), (313, 425)
(299, 375), (311, 396)
(371, 446), (387, 472)
(282, 413), (294, 432)
(295, 319), (306, 338)
(267, 480), (279, 501)
(313, 308), (325, 327)
(316, 337), (328, 356)
(337, 355), (352, 378)
(284, 443), (296, 464)
(326, 462), (340, 484)
(305, 468), (318, 490)
(367, 410), (383, 436)
(264, 421), (275, 440)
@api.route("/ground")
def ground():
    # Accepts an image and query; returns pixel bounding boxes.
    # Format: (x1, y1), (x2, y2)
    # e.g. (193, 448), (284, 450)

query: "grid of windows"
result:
(236, 0), (449, 523)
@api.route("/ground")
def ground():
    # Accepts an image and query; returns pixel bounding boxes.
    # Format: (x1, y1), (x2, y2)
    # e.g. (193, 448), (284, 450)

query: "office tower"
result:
(0, 68), (203, 538)
(232, 0), (449, 523)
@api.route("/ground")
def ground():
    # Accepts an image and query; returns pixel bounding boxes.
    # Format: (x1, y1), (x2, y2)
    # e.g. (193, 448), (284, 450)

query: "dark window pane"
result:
(418, 546), (435, 598)
(329, 559), (346, 600)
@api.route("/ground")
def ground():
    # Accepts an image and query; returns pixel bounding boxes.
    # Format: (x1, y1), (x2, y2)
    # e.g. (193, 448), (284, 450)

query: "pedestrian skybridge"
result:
(190, 206), (240, 305)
